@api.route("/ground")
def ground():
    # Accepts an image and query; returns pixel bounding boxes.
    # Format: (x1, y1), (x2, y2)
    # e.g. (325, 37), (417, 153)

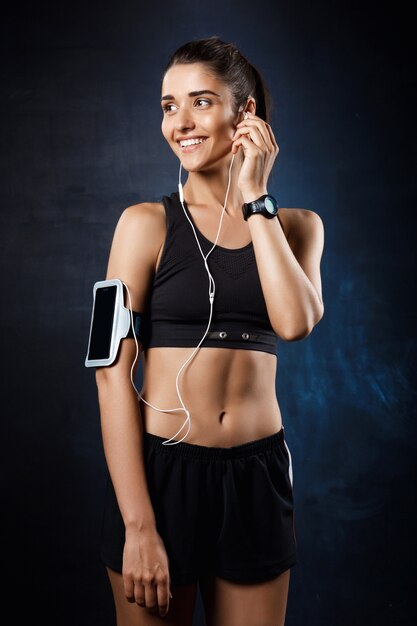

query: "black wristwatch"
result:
(242, 194), (279, 221)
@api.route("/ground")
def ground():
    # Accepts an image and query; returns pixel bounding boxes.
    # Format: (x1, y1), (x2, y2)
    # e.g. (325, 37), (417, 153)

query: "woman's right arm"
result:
(95, 203), (171, 616)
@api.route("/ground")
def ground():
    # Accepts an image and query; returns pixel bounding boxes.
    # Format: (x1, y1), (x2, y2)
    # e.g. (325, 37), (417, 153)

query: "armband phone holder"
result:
(84, 278), (142, 368)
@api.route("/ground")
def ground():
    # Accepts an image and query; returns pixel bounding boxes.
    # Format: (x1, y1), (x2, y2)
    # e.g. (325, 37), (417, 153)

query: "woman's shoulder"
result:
(280, 207), (323, 242)
(124, 200), (166, 219)
(121, 200), (167, 235)
(112, 201), (168, 260)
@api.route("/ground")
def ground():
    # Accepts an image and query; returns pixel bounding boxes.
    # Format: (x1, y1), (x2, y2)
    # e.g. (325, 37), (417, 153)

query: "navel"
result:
(218, 410), (226, 424)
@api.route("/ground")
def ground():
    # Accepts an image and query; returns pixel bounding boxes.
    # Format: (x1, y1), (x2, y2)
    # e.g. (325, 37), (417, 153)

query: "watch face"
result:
(264, 196), (277, 215)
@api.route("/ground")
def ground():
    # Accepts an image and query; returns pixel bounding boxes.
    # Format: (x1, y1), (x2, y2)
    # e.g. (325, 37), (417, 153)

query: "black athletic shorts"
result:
(99, 426), (298, 586)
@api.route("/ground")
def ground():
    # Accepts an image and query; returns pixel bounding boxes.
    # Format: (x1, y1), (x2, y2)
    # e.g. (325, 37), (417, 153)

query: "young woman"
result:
(96, 36), (324, 626)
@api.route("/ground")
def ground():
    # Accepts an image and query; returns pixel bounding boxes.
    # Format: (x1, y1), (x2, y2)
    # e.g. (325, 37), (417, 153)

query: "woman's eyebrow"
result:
(161, 89), (221, 101)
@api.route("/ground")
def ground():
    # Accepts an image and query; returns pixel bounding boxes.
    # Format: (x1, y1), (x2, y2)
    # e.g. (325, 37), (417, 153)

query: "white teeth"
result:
(179, 137), (207, 147)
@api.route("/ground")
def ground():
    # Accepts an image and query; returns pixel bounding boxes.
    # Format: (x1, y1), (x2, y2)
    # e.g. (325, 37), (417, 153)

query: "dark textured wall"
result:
(2, 1), (415, 624)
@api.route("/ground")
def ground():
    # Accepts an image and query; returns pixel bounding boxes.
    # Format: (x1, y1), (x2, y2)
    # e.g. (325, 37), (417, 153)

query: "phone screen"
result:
(87, 285), (117, 360)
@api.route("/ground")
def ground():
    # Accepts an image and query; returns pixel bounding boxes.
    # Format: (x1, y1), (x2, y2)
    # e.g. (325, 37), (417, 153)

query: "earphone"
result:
(126, 109), (250, 445)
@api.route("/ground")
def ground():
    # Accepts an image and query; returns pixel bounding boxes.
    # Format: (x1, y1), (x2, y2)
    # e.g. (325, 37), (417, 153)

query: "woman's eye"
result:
(162, 98), (211, 113)
(195, 98), (210, 107)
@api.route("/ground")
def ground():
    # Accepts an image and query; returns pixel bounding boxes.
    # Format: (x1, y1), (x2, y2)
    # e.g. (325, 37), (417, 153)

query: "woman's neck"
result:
(181, 153), (245, 217)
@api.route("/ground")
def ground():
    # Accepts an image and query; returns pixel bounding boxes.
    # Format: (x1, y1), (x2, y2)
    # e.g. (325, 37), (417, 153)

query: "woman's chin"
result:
(180, 150), (235, 173)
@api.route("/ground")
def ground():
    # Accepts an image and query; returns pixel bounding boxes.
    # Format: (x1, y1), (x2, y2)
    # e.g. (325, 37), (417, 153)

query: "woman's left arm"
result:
(232, 111), (325, 341)
(246, 208), (324, 341)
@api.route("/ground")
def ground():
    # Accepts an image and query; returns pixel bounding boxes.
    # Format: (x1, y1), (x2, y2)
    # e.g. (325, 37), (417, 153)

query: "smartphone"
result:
(85, 279), (131, 367)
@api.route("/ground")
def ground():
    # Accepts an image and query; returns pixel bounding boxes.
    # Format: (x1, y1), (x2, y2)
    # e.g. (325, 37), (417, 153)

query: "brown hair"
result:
(162, 36), (273, 124)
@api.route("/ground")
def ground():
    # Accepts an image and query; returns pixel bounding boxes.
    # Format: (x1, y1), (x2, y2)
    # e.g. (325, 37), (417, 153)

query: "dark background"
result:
(1, 1), (416, 624)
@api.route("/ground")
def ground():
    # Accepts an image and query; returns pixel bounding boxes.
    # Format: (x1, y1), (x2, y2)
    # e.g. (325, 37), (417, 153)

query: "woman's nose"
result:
(173, 108), (196, 129)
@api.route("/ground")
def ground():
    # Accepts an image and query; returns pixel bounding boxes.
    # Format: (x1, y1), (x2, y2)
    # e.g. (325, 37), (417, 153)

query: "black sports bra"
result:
(136, 191), (278, 356)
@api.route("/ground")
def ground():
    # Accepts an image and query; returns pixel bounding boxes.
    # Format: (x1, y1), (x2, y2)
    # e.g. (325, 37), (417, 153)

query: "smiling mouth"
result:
(177, 137), (209, 153)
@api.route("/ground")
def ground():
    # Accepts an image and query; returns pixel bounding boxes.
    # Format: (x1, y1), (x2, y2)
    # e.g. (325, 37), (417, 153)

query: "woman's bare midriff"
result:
(139, 345), (282, 447)
(135, 200), (291, 448)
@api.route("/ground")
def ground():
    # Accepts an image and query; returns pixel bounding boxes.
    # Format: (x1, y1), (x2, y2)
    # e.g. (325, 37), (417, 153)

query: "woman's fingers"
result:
(131, 572), (171, 616)
(142, 578), (159, 613)
(234, 114), (279, 155)
(234, 118), (274, 150)
(124, 577), (136, 603)
(156, 577), (171, 616)
(232, 125), (266, 150)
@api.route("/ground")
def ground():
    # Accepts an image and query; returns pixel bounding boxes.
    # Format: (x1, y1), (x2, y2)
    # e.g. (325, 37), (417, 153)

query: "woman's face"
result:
(161, 63), (240, 171)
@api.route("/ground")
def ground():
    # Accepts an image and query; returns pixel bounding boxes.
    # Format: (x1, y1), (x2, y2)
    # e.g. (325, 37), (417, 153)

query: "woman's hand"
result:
(122, 525), (173, 617)
(231, 112), (279, 200)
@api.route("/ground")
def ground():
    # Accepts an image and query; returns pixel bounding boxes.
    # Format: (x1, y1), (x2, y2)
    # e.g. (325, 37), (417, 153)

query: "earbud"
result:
(238, 106), (249, 120)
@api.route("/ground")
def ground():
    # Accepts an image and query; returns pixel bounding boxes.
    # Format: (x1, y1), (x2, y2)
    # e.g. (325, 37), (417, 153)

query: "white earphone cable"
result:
(127, 111), (247, 445)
